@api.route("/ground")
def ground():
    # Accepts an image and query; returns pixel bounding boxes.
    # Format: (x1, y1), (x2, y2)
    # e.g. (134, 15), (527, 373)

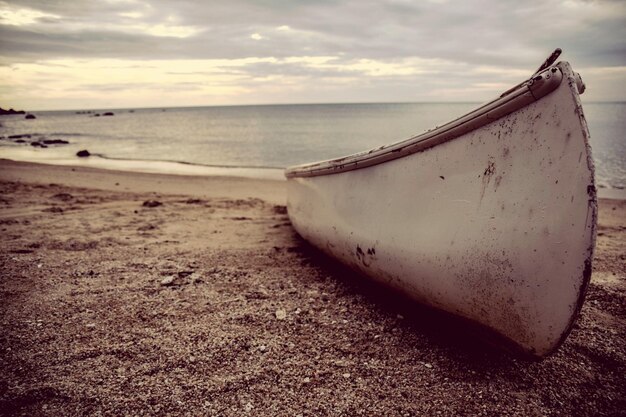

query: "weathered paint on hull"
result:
(285, 62), (596, 358)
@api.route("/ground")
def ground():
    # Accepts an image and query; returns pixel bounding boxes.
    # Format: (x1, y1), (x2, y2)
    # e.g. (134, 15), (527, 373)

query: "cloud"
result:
(2, 0), (624, 64)
(0, 3), (61, 26)
(0, 0), (624, 108)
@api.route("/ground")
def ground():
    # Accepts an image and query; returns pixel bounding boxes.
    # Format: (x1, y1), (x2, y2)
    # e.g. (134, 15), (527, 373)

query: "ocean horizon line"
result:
(12, 99), (626, 113)
(24, 101), (483, 113)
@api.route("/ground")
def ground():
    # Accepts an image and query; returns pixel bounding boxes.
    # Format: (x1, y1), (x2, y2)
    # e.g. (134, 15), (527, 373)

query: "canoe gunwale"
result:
(285, 65), (563, 178)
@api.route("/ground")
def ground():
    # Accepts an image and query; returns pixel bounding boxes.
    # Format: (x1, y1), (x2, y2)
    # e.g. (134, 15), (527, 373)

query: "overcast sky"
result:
(1, 0), (625, 110)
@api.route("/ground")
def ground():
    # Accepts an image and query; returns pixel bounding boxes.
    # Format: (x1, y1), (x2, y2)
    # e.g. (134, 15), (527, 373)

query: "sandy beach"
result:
(0, 159), (624, 416)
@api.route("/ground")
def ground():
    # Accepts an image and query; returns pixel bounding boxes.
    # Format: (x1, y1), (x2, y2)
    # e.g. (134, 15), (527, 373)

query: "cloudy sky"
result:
(1, 0), (625, 110)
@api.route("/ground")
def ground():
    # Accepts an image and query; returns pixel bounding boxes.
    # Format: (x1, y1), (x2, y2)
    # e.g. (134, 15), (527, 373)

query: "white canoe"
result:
(285, 57), (596, 358)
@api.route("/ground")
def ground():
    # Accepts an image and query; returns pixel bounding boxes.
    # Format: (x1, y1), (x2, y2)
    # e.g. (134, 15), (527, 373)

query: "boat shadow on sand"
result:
(286, 231), (536, 367)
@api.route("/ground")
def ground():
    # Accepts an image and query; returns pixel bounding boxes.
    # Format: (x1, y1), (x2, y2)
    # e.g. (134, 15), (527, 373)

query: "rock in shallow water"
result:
(43, 139), (69, 145)
(76, 150), (90, 157)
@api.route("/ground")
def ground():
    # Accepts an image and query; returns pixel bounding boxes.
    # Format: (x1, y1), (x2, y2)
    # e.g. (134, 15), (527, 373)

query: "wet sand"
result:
(0, 159), (624, 416)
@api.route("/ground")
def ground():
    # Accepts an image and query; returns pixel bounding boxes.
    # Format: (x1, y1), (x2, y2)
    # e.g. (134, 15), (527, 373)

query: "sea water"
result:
(0, 102), (624, 193)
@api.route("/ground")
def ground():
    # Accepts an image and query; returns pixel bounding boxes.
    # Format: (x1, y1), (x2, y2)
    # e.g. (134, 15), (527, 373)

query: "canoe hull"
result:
(286, 62), (596, 357)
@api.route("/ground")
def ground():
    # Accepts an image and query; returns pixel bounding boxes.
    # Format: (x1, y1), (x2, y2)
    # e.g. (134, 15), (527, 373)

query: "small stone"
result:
(303, 377), (311, 383)
(143, 200), (162, 208)
(342, 373), (351, 378)
(275, 308), (287, 320)
(424, 363), (433, 369)
(243, 402), (253, 412)
(397, 314), (404, 320)
(160, 276), (176, 286)
(76, 149), (90, 157)
(52, 193), (73, 201)
(42, 206), (63, 213)
(86, 323), (96, 328)
(258, 345), (266, 352)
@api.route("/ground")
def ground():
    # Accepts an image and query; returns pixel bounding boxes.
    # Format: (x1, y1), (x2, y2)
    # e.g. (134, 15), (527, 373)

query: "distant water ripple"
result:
(0, 102), (624, 191)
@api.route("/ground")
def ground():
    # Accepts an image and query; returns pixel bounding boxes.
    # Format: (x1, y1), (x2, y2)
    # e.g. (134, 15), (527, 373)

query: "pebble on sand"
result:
(143, 200), (163, 208)
(275, 308), (287, 320)
(160, 276), (176, 286)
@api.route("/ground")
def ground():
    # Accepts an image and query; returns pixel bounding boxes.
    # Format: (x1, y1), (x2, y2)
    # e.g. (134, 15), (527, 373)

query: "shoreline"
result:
(2, 157), (625, 201)
(0, 150), (286, 181)
(0, 159), (286, 205)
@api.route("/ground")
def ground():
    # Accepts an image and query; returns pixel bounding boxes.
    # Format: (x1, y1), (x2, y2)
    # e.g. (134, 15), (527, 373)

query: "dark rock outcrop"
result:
(76, 150), (90, 157)
(102, 112), (114, 116)
(43, 139), (69, 145)
(0, 107), (25, 116)
(25, 114), (36, 119)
